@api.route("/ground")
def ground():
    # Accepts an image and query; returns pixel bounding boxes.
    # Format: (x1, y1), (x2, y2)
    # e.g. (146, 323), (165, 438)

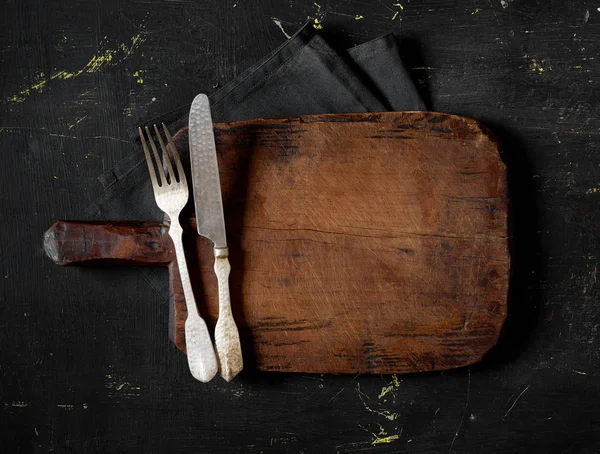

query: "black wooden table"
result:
(2, 1), (599, 452)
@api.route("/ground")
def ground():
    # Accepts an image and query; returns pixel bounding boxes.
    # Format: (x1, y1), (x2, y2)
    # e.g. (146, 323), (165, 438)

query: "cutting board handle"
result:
(43, 221), (175, 266)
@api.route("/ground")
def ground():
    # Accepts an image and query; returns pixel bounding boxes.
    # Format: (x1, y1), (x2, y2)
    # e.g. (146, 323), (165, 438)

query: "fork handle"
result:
(213, 250), (243, 381)
(169, 222), (218, 383)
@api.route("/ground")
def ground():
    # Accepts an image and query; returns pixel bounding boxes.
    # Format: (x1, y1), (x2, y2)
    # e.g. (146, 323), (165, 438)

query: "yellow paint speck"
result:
(574, 370), (587, 375)
(586, 188), (600, 194)
(393, 3), (404, 9)
(233, 1), (238, 6)
(5, 33), (145, 103)
(212, 83), (219, 89)
(8, 95), (25, 103)
(530, 58), (546, 74)
(133, 70), (144, 84)
(53, 175), (59, 180)
(378, 375), (401, 399)
(372, 434), (400, 445)
(355, 15), (364, 20)
(309, 2), (324, 29)
(272, 18), (292, 39)
(83, 403), (88, 409)
(472, 8), (481, 14)
(4, 401), (30, 408)
(392, 11), (399, 20)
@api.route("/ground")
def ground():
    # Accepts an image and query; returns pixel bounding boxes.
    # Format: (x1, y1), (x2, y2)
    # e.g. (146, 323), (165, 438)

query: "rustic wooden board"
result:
(44, 111), (509, 375)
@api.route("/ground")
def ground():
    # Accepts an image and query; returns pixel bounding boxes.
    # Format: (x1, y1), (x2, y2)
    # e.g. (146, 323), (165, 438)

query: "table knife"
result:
(189, 94), (243, 381)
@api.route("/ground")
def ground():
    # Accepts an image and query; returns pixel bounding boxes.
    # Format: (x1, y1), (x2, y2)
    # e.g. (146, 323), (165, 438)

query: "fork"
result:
(139, 124), (218, 383)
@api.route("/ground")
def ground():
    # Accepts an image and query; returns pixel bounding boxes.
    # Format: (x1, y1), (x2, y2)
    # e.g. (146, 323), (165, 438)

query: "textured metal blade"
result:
(189, 94), (227, 248)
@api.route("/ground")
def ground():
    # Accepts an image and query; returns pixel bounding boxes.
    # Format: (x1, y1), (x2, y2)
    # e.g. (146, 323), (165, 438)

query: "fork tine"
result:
(145, 126), (168, 186)
(162, 123), (186, 183)
(139, 127), (161, 191)
(153, 124), (176, 183)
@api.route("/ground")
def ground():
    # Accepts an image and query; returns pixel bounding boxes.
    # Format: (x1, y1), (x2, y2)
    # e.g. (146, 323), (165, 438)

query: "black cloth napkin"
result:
(87, 22), (425, 299)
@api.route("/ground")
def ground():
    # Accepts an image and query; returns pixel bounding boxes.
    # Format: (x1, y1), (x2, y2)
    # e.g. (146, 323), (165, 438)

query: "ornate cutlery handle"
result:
(170, 222), (218, 383)
(213, 248), (243, 381)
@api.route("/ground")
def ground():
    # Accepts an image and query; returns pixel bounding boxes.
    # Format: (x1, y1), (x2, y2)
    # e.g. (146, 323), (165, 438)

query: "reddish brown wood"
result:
(45, 112), (509, 375)
(43, 221), (174, 265)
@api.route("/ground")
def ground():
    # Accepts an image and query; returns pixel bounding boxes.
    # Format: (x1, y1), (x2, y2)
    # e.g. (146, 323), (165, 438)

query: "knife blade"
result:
(189, 95), (227, 249)
(189, 94), (243, 381)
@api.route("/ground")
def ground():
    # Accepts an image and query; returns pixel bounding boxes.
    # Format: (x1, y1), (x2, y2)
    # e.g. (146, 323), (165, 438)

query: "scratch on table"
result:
(5, 33), (145, 103)
(373, 434), (400, 445)
(448, 369), (471, 453)
(271, 18), (292, 39)
(373, 423), (402, 446)
(356, 382), (399, 421)
(391, 2), (404, 21)
(358, 422), (402, 446)
(378, 375), (401, 400)
(57, 404), (75, 410)
(67, 115), (88, 130)
(4, 401), (30, 408)
(328, 387), (345, 402)
(503, 384), (530, 419)
(105, 373), (141, 397)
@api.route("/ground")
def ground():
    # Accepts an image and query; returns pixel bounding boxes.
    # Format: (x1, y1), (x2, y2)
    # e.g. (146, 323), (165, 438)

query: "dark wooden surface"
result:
(43, 112), (509, 375)
(2, 0), (599, 452)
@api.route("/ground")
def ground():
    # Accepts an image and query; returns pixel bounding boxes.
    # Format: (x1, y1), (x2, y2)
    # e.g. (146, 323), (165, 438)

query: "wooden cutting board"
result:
(44, 112), (509, 375)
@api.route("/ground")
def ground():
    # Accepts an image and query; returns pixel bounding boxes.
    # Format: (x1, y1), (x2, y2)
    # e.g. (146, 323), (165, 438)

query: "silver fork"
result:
(139, 124), (218, 383)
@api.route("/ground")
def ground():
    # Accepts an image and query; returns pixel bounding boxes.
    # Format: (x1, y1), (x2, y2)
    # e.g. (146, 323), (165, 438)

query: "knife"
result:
(189, 94), (243, 382)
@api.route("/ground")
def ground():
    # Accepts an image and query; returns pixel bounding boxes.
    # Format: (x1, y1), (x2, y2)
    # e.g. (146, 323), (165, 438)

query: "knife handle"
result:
(169, 222), (218, 383)
(213, 250), (243, 381)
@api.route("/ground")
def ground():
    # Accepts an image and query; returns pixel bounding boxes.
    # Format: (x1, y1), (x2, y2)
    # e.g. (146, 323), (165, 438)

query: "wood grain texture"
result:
(45, 112), (508, 374)
(177, 111), (509, 374)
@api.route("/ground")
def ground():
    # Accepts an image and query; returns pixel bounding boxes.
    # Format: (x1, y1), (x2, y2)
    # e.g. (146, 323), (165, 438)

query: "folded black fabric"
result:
(87, 22), (425, 299)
